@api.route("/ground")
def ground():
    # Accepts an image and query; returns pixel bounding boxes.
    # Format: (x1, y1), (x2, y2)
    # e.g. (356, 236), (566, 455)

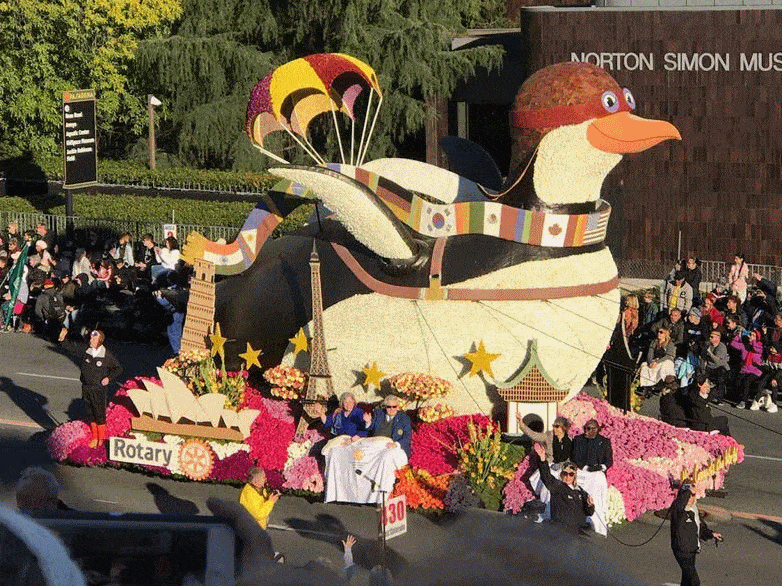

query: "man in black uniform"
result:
(670, 483), (722, 586)
(532, 443), (594, 534)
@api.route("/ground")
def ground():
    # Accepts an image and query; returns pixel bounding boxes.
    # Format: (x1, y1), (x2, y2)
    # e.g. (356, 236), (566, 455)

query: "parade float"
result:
(47, 55), (743, 525)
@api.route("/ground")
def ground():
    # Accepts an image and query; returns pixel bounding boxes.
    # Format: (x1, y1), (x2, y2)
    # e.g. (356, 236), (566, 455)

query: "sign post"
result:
(381, 494), (407, 540)
(63, 89), (97, 237)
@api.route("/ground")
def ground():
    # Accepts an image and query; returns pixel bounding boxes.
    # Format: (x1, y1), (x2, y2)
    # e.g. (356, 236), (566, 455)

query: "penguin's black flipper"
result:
(440, 136), (504, 192)
(270, 165), (418, 261)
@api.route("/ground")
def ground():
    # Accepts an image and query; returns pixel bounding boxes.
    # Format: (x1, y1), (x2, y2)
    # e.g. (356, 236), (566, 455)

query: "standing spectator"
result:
(639, 325), (677, 394)
(532, 443), (594, 535)
(79, 330), (122, 448)
(622, 294), (640, 338)
(239, 467), (279, 530)
(659, 375), (689, 428)
(746, 273), (778, 329)
(35, 222), (56, 253)
(681, 257), (702, 303)
(700, 329), (729, 404)
(727, 253), (749, 303)
(3, 220), (20, 249)
(15, 466), (71, 512)
(154, 272), (188, 355)
(34, 278), (67, 340)
(570, 419), (612, 536)
(664, 271), (693, 315)
(730, 329), (763, 409)
(670, 483), (722, 586)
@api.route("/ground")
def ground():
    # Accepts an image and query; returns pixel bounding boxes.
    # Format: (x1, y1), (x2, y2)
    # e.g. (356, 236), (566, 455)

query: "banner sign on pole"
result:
(382, 494), (407, 540)
(62, 89), (97, 188)
(163, 224), (177, 240)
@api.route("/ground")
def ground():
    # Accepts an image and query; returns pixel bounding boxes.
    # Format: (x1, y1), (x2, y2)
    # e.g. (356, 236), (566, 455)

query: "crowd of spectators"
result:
(1, 220), (189, 354)
(627, 254), (780, 432)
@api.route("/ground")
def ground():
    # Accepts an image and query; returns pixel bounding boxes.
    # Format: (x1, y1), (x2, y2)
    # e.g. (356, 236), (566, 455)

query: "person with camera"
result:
(670, 482), (722, 586)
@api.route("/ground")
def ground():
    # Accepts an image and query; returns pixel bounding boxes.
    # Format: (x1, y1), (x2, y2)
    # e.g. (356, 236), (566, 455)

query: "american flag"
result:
(583, 207), (611, 245)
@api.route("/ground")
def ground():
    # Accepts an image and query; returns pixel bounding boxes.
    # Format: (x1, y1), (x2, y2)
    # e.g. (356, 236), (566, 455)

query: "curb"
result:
(700, 504), (782, 524)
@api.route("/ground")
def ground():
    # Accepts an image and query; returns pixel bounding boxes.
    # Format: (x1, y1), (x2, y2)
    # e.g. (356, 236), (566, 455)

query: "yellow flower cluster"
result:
(457, 419), (517, 489)
(162, 349), (247, 407)
(418, 403), (455, 423)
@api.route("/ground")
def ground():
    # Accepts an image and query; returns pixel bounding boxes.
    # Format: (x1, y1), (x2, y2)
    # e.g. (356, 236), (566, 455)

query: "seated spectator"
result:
(532, 443), (594, 535)
(638, 325), (676, 395)
(710, 277), (730, 312)
(93, 259), (115, 289)
(681, 307), (709, 358)
(315, 391), (367, 438)
(746, 273), (778, 329)
(324, 396), (410, 504)
(700, 293), (724, 329)
(664, 271), (693, 316)
(681, 256), (702, 303)
(727, 253), (749, 303)
(152, 236), (180, 285)
(33, 278), (66, 340)
(29, 239), (55, 276)
(71, 248), (93, 283)
(16, 466), (71, 512)
(239, 467), (279, 529)
(659, 375), (689, 427)
(730, 329), (763, 409)
(111, 232), (135, 266)
(725, 295), (747, 329)
(700, 329), (729, 404)
(570, 419), (611, 536)
(652, 307), (684, 347)
(641, 289), (660, 326)
(35, 222), (56, 253)
(135, 233), (158, 282)
(685, 376), (731, 436)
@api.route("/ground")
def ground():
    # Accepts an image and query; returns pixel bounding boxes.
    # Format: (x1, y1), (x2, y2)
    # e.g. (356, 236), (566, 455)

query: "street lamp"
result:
(148, 94), (162, 170)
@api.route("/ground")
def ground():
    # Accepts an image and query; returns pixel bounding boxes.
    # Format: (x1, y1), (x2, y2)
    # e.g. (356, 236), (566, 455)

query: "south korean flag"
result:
(421, 203), (455, 237)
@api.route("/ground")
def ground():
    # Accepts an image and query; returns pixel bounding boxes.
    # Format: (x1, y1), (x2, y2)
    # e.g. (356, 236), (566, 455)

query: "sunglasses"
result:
(561, 471), (576, 477)
(552, 424), (561, 428)
(585, 426), (598, 431)
(385, 404), (399, 409)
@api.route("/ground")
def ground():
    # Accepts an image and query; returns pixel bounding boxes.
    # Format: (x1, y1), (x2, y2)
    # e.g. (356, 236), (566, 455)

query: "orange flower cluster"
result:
(390, 372), (452, 403)
(390, 466), (451, 511)
(418, 402), (455, 423)
(263, 365), (306, 400)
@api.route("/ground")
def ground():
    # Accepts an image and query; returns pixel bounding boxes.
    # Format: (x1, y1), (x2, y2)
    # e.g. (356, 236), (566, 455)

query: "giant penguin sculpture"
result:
(208, 61), (680, 416)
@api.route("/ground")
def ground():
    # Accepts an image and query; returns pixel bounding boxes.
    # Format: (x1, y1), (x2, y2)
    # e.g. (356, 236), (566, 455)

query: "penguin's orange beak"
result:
(587, 111), (681, 154)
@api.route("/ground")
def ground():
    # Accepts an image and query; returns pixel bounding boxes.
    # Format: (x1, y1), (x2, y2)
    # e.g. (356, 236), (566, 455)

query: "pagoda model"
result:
(496, 340), (568, 434)
(180, 258), (216, 353)
(295, 240), (334, 436)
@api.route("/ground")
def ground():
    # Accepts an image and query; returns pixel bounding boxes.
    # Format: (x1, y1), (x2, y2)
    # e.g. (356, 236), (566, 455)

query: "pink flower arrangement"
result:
(211, 451), (254, 482)
(262, 396), (295, 424)
(409, 414), (493, 475)
(69, 445), (109, 466)
(244, 403), (296, 470)
(106, 384), (139, 438)
(501, 457), (536, 514)
(282, 455), (324, 493)
(47, 420), (90, 461)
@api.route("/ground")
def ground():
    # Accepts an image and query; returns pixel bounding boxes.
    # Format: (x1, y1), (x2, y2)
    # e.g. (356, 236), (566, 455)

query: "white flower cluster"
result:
(605, 485), (627, 527)
(284, 438), (313, 471)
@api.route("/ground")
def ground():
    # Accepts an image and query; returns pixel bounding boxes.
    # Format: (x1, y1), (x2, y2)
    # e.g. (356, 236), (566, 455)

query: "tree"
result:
(133, 0), (509, 169)
(0, 0), (181, 160)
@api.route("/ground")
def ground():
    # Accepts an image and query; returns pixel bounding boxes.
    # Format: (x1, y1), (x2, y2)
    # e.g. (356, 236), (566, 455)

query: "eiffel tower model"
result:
(295, 240), (334, 436)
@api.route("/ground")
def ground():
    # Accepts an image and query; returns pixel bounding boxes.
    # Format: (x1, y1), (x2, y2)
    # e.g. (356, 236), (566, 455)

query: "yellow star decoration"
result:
(464, 340), (501, 378)
(361, 362), (386, 389)
(239, 342), (263, 370)
(209, 322), (227, 359)
(289, 327), (309, 354)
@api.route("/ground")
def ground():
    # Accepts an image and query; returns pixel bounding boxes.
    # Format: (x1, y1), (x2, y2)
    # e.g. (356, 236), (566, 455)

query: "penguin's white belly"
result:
(285, 248), (620, 415)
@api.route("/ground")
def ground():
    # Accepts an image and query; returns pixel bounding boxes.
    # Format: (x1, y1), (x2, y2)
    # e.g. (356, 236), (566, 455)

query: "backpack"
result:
(47, 291), (67, 322)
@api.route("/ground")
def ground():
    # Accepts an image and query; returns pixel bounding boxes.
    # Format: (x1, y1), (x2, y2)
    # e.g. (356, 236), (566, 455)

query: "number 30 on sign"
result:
(382, 494), (407, 540)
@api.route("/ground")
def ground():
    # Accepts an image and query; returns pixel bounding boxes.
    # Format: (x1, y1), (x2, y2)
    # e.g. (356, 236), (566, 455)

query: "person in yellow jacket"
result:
(239, 467), (279, 530)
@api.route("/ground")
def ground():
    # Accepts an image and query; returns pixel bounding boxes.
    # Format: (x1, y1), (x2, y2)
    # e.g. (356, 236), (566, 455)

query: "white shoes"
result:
(735, 401), (746, 410)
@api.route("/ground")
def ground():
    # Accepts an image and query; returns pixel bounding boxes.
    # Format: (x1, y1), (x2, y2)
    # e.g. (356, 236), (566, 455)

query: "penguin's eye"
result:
(623, 88), (636, 110)
(601, 91), (620, 113)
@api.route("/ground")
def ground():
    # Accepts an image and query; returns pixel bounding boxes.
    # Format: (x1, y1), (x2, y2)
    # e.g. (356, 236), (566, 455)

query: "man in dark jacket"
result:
(571, 419), (612, 536)
(362, 395), (411, 456)
(700, 329), (729, 404)
(670, 484), (722, 586)
(685, 376), (731, 436)
(533, 443), (594, 534)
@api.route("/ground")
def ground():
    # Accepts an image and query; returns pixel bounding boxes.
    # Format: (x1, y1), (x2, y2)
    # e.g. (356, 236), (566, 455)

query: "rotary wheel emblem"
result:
(178, 438), (215, 481)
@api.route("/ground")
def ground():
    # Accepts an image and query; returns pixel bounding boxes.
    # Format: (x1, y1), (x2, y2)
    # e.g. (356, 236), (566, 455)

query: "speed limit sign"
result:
(382, 494), (407, 540)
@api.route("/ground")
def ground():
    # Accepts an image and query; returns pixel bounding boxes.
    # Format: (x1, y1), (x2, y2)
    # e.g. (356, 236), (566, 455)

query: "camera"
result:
(30, 511), (235, 586)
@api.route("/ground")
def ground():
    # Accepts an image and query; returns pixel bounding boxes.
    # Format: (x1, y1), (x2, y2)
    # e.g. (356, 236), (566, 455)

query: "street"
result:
(1, 332), (781, 585)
